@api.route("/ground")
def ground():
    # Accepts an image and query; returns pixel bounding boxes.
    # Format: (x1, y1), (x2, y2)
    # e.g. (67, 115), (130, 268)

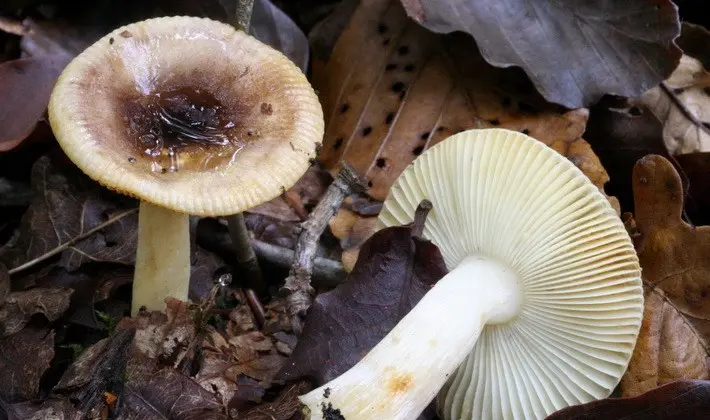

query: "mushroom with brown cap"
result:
(299, 128), (643, 419)
(47, 16), (324, 315)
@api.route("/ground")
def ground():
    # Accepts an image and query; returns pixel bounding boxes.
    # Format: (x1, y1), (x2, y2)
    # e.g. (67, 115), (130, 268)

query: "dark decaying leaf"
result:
(0, 54), (71, 152)
(0, 156), (138, 273)
(584, 99), (672, 214)
(676, 152), (710, 226)
(0, 286), (73, 336)
(122, 368), (227, 420)
(0, 327), (54, 402)
(399, 0), (681, 108)
(238, 380), (311, 420)
(155, 0), (309, 71)
(546, 380), (710, 420)
(676, 22), (710, 70)
(0, 263), (8, 302)
(276, 221), (447, 385)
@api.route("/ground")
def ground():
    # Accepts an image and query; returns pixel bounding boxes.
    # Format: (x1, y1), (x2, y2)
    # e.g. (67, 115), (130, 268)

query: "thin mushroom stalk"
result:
(298, 128), (643, 420)
(300, 253), (523, 419)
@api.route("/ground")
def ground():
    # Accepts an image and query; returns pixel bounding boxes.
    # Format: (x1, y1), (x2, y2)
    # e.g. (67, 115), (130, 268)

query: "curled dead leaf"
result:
(399, 0), (681, 108)
(316, 0), (616, 211)
(620, 154), (710, 397)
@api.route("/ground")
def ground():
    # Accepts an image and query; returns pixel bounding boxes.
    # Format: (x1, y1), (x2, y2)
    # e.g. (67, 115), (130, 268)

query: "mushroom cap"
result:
(378, 129), (643, 419)
(48, 16), (324, 216)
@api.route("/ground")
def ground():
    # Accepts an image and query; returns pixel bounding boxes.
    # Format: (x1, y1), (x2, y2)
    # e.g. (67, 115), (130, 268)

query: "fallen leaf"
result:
(0, 156), (138, 274)
(584, 98), (672, 213)
(123, 367), (227, 420)
(547, 380), (710, 420)
(637, 55), (710, 154)
(0, 263), (8, 302)
(238, 380), (311, 420)
(316, 0), (616, 207)
(117, 298), (196, 365)
(154, 0), (309, 71)
(0, 55), (71, 152)
(7, 398), (80, 420)
(276, 221), (447, 385)
(675, 152), (710, 225)
(0, 327), (54, 402)
(250, 165), (332, 223)
(676, 23), (710, 70)
(328, 208), (378, 272)
(619, 155), (710, 397)
(249, 0), (310, 71)
(400, 0), (681, 108)
(0, 286), (73, 336)
(41, 329), (135, 417)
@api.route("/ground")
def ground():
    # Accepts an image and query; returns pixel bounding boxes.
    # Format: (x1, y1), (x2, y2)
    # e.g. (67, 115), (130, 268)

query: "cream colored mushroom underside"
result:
(378, 128), (643, 420)
(48, 16), (324, 216)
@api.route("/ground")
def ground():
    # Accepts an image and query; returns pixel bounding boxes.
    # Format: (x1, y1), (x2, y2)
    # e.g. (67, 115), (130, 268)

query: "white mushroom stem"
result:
(299, 256), (523, 419)
(132, 200), (191, 316)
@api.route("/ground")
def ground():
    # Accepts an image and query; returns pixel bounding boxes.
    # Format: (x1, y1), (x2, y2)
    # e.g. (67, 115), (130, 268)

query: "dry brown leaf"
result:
(637, 55), (710, 154)
(329, 208), (377, 272)
(620, 154), (710, 397)
(315, 0), (615, 209)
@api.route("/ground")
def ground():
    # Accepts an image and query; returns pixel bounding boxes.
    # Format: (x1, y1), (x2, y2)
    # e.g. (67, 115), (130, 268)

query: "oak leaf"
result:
(619, 155), (710, 397)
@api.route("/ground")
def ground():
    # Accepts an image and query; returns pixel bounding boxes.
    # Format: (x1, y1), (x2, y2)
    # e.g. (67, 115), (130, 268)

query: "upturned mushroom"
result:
(299, 128), (643, 419)
(48, 16), (324, 315)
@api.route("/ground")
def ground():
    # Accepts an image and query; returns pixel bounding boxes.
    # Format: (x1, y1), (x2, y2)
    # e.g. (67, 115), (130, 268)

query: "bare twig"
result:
(252, 240), (346, 288)
(411, 199), (433, 238)
(280, 163), (367, 333)
(195, 219), (347, 288)
(234, 0), (255, 32)
(244, 288), (266, 328)
(226, 213), (266, 296)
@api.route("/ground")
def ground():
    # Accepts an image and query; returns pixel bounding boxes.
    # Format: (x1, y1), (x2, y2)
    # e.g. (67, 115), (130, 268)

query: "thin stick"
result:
(280, 163), (367, 333)
(226, 213), (266, 296)
(252, 240), (346, 288)
(234, 0), (255, 32)
(195, 219), (347, 288)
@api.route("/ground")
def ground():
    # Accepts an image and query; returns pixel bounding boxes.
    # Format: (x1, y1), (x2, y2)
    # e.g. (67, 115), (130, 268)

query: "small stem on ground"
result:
(411, 199), (433, 238)
(234, 0), (255, 32)
(226, 213), (266, 296)
(280, 162), (367, 333)
(244, 288), (266, 328)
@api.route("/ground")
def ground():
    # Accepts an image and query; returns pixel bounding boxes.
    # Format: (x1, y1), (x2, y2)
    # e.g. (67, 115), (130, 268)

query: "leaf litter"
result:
(1, 0), (710, 418)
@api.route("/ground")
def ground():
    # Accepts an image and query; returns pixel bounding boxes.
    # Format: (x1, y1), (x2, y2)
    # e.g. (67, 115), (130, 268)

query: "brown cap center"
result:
(123, 87), (244, 173)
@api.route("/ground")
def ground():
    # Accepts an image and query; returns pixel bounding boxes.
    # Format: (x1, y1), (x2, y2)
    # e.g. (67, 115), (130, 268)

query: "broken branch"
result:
(280, 162), (367, 333)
